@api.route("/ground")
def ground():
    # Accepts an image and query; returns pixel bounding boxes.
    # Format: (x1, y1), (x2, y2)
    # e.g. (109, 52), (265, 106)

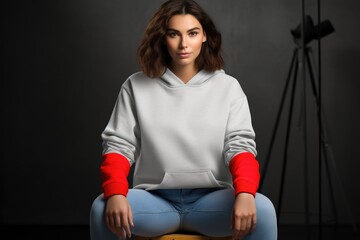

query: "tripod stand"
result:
(259, 46), (358, 232)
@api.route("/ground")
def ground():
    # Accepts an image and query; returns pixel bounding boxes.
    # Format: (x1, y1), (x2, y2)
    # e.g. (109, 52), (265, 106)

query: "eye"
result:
(167, 32), (179, 38)
(189, 31), (199, 37)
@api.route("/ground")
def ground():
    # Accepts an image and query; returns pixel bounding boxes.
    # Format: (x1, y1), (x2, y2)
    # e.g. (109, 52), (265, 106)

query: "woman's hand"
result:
(231, 192), (257, 240)
(105, 194), (134, 239)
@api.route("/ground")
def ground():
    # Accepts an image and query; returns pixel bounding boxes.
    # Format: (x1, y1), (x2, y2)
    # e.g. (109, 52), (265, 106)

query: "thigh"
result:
(182, 190), (277, 240)
(127, 189), (181, 237)
(182, 188), (234, 237)
(90, 189), (181, 239)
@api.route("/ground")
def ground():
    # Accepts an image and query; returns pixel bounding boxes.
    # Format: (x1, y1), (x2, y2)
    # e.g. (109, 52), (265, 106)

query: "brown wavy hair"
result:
(137, 0), (224, 78)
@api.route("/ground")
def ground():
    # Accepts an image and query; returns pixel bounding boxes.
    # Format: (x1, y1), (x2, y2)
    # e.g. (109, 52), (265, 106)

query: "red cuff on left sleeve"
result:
(100, 153), (131, 198)
(229, 152), (260, 196)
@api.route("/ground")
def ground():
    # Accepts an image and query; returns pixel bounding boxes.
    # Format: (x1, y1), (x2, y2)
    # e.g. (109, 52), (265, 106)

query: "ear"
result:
(203, 31), (207, 42)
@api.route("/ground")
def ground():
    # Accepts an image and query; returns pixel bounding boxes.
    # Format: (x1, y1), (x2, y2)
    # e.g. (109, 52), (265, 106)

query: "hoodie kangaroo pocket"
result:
(151, 169), (224, 189)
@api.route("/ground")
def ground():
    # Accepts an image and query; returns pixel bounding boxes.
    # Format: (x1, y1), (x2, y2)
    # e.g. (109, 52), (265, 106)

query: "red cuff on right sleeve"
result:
(229, 152), (260, 197)
(100, 153), (131, 199)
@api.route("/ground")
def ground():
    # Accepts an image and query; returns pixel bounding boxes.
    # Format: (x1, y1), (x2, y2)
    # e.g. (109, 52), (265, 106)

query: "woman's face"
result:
(165, 14), (207, 70)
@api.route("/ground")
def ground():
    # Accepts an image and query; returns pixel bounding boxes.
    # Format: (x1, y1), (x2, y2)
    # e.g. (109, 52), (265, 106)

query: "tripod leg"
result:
(307, 47), (338, 226)
(301, 49), (311, 229)
(277, 50), (300, 220)
(260, 48), (299, 190)
(321, 135), (359, 232)
(321, 139), (339, 225)
(306, 48), (358, 232)
(297, 48), (311, 229)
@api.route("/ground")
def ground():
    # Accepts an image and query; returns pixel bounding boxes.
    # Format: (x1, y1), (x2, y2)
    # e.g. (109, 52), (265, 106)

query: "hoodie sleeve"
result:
(100, 84), (140, 198)
(224, 81), (260, 196)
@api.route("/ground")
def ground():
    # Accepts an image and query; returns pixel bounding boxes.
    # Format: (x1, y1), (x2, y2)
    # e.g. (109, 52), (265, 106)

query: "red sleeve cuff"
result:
(229, 152), (260, 196)
(100, 153), (131, 198)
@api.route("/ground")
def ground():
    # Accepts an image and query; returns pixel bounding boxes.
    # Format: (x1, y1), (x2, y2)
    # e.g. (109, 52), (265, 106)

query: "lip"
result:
(177, 52), (191, 59)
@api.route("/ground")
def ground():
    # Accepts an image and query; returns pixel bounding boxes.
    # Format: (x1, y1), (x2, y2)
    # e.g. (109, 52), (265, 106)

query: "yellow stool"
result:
(135, 233), (232, 240)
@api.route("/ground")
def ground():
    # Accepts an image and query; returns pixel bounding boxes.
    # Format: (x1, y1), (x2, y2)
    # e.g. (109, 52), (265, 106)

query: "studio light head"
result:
(291, 15), (335, 47)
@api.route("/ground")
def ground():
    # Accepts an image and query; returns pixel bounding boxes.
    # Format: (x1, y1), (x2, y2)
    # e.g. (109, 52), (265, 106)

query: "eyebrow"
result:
(166, 27), (201, 33)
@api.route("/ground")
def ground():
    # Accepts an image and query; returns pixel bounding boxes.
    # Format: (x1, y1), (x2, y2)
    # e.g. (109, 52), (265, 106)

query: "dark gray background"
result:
(2, 0), (359, 226)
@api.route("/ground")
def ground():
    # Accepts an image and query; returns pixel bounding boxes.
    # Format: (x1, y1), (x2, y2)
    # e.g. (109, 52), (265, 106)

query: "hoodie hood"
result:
(160, 68), (224, 87)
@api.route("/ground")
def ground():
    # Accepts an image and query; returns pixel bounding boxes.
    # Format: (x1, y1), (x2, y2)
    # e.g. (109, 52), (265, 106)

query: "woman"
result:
(90, 0), (277, 239)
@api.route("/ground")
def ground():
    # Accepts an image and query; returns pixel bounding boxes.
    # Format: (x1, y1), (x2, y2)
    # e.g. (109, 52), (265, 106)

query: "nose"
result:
(179, 36), (188, 49)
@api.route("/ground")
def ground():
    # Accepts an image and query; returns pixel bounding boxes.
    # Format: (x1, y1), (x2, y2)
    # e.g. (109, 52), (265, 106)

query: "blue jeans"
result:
(90, 188), (277, 239)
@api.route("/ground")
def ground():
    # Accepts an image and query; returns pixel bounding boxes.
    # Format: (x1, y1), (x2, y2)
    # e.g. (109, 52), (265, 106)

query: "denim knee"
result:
(90, 194), (105, 221)
(256, 193), (277, 225)
(246, 193), (277, 240)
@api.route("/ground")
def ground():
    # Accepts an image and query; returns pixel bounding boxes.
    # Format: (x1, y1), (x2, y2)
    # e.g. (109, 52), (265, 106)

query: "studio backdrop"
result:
(1, 0), (360, 225)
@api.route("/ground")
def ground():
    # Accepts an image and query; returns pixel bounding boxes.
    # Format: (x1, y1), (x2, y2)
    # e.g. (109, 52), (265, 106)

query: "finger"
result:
(121, 212), (131, 238)
(246, 218), (252, 233)
(118, 227), (126, 240)
(106, 214), (114, 228)
(114, 212), (122, 229)
(108, 212), (123, 239)
(114, 217), (126, 240)
(110, 226), (119, 237)
(106, 221), (116, 236)
(108, 218), (120, 237)
(106, 214), (115, 232)
(111, 224), (122, 239)
(238, 217), (250, 239)
(107, 215), (119, 236)
(231, 213), (240, 240)
(233, 217), (242, 239)
(128, 205), (134, 227)
(251, 215), (257, 233)
(240, 217), (248, 232)
(244, 214), (255, 234)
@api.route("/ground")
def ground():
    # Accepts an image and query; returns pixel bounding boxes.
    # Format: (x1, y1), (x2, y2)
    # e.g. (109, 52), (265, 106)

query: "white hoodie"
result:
(101, 68), (257, 190)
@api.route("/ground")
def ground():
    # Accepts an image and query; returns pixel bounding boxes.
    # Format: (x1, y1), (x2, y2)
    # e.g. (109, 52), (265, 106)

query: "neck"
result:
(170, 64), (199, 84)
